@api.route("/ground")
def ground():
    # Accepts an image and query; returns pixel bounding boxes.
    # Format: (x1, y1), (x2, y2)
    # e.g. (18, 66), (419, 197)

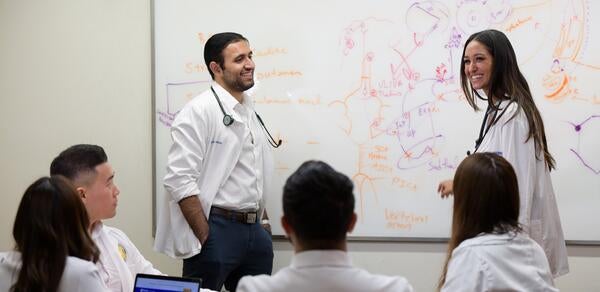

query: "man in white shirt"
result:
(50, 144), (162, 292)
(236, 160), (414, 292)
(154, 32), (276, 292)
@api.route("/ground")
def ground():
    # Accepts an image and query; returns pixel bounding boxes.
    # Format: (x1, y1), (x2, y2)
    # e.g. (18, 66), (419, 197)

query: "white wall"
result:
(0, 1), (598, 291)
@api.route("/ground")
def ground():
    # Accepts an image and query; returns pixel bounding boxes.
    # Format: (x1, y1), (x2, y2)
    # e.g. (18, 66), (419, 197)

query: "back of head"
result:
(438, 152), (520, 289)
(12, 176), (99, 292)
(204, 32), (248, 79)
(452, 152), (521, 244)
(50, 144), (107, 185)
(283, 160), (355, 247)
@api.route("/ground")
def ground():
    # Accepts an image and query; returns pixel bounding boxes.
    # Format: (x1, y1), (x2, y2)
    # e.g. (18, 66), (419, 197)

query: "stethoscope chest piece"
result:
(211, 85), (282, 148)
(223, 114), (234, 126)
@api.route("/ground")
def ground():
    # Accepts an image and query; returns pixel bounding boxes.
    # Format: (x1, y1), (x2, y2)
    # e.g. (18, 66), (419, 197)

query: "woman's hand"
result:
(438, 179), (454, 198)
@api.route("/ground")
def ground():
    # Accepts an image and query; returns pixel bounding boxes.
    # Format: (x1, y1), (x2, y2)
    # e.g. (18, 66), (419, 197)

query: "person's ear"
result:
(347, 212), (358, 233)
(209, 61), (221, 76)
(281, 216), (293, 238)
(76, 186), (87, 200)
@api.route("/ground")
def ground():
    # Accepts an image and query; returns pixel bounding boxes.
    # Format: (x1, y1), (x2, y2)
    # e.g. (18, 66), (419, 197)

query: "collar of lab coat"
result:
(211, 82), (255, 122)
(461, 231), (522, 248)
(90, 221), (105, 239)
(290, 250), (352, 269)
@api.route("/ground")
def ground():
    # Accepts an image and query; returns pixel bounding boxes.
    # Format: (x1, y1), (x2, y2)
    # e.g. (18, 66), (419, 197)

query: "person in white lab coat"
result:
(437, 29), (568, 277)
(155, 32), (278, 292)
(0, 176), (105, 292)
(439, 153), (557, 292)
(237, 160), (413, 292)
(51, 144), (163, 292)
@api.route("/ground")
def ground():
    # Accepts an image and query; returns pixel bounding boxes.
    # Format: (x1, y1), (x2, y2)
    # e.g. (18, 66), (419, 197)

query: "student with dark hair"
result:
(439, 153), (557, 291)
(437, 29), (568, 277)
(51, 144), (162, 292)
(0, 176), (105, 292)
(155, 32), (276, 291)
(237, 160), (413, 292)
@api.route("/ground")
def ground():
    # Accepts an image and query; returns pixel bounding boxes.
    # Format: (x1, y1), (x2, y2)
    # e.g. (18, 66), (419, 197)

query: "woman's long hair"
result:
(438, 153), (521, 289)
(11, 176), (100, 292)
(460, 29), (556, 170)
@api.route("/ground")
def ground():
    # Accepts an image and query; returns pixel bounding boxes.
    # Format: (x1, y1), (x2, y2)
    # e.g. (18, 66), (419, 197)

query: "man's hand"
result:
(261, 220), (272, 236)
(261, 210), (272, 236)
(178, 195), (210, 245)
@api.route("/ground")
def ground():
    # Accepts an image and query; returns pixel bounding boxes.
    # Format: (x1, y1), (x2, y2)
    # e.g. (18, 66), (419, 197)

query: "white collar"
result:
(211, 82), (254, 110)
(290, 250), (352, 269)
(461, 231), (523, 247)
(90, 221), (105, 239)
(211, 82), (256, 124)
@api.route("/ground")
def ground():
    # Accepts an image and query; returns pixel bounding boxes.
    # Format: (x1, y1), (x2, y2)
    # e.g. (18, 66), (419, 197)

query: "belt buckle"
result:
(246, 212), (257, 224)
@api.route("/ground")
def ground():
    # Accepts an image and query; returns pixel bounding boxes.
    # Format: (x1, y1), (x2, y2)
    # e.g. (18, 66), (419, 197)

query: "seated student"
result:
(237, 160), (413, 292)
(439, 153), (557, 291)
(0, 176), (106, 292)
(50, 144), (162, 292)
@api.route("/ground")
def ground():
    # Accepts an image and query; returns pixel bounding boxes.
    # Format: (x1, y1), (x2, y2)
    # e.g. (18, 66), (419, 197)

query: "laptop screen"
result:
(133, 274), (202, 292)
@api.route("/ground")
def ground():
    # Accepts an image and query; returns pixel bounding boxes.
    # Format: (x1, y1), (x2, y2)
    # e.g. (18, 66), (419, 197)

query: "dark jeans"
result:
(182, 214), (273, 292)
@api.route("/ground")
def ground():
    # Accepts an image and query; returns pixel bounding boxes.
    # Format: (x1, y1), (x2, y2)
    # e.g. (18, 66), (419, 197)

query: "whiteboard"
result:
(153, 0), (600, 241)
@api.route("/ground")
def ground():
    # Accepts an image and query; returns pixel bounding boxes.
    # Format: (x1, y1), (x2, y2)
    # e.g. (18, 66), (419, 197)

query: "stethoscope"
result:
(210, 86), (282, 148)
(467, 100), (513, 155)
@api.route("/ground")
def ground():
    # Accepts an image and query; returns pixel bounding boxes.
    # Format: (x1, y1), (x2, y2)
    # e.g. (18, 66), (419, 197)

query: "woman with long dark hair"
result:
(439, 153), (556, 291)
(0, 176), (105, 292)
(438, 29), (568, 277)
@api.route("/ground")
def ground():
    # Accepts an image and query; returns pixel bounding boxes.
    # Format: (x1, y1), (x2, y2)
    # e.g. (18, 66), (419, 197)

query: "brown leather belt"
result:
(210, 206), (258, 224)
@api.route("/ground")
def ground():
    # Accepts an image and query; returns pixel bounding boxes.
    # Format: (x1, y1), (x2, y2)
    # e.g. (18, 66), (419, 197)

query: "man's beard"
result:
(230, 77), (254, 92)
(222, 68), (255, 92)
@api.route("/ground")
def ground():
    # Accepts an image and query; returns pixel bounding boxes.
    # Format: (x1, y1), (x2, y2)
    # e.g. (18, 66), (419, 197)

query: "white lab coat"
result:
(237, 250), (413, 292)
(441, 232), (558, 292)
(476, 100), (568, 277)
(0, 251), (107, 292)
(92, 222), (162, 292)
(154, 82), (274, 259)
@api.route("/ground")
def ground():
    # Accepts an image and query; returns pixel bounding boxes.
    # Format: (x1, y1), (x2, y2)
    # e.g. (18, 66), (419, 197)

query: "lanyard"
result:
(469, 100), (513, 155)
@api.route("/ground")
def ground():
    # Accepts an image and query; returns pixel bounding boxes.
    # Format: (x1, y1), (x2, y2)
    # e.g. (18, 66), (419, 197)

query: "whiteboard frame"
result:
(151, 0), (157, 235)
(150, 0), (600, 245)
(272, 235), (600, 245)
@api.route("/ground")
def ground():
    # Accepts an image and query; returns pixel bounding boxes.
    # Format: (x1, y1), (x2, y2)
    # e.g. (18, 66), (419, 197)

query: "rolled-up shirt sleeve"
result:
(164, 107), (207, 202)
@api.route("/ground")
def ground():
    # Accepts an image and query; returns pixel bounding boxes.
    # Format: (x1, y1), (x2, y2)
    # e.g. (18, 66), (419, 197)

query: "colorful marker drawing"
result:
(156, 80), (210, 127)
(542, 0), (600, 104)
(567, 115), (600, 174)
(329, 14), (466, 221)
(154, 0), (600, 239)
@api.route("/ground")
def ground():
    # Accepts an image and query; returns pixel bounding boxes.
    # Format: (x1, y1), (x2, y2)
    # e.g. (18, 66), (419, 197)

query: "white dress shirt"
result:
(476, 99), (569, 277)
(237, 250), (413, 292)
(441, 232), (558, 292)
(155, 82), (274, 259)
(91, 222), (162, 292)
(0, 251), (106, 292)
(212, 88), (263, 211)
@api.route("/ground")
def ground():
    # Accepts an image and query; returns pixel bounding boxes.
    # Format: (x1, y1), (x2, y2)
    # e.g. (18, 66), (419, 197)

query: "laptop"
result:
(133, 273), (202, 292)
